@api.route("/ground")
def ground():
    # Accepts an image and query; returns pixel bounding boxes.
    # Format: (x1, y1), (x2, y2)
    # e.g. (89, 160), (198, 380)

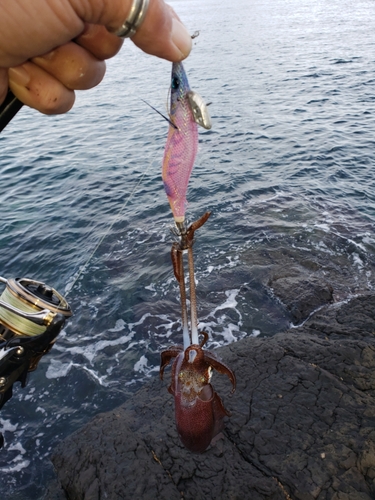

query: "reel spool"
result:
(0, 277), (72, 419)
(0, 277), (72, 338)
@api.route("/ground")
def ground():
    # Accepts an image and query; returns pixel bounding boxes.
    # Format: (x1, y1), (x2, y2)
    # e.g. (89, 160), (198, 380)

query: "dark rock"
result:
(43, 480), (67, 500)
(268, 273), (334, 323)
(51, 292), (375, 500)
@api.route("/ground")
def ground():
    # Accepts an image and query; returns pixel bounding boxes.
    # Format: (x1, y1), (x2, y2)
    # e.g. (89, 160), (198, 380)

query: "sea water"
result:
(0, 0), (375, 497)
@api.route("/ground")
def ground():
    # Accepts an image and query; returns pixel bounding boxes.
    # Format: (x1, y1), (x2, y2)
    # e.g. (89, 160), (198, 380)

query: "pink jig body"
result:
(162, 63), (198, 223)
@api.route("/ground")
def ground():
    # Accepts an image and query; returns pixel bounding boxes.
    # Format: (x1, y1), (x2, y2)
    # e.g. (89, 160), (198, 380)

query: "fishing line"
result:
(183, 0), (236, 170)
(64, 156), (154, 297)
(63, 51), (173, 297)
(0, 1), (234, 365)
(1, 0), (231, 311)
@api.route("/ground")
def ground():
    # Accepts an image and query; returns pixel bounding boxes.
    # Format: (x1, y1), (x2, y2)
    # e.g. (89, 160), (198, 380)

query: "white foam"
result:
(0, 418), (18, 433)
(314, 223), (330, 232)
(0, 459), (30, 473)
(61, 330), (137, 363)
(81, 365), (110, 387)
(352, 253), (364, 269)
(220, 322), (241, 343)
(45, 359), (110, 386)
(312, 240), (336, 256)
(46, 360), (74, 379)
(108, 319), (126, 332)
(8, 442), (26, 455)
(134, 355), (149, 373)
(144, 283), (156, 292)
(0, 437), (30, 474)
(362, 235), (375, 245)
(200, 255), (240, 278)
(212, 289), (242, 319)
(346, 237), (367, 253)
(246, 191), (284, 205)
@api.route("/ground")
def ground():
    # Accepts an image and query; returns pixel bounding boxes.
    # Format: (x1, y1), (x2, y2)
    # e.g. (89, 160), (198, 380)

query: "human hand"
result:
(0, 0), (192, 114)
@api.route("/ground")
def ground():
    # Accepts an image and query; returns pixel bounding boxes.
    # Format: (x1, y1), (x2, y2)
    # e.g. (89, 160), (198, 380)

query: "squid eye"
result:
(178, 371), (184, 379)
(200, 376), (205, 383)
(172, 77), (180, 89)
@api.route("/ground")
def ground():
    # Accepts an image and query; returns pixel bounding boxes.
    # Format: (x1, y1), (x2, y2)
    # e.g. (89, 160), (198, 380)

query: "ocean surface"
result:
(1, 0), (375, 497)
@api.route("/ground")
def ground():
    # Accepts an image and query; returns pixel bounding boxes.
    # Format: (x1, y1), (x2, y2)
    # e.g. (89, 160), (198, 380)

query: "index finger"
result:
(75, 24), (123, 61)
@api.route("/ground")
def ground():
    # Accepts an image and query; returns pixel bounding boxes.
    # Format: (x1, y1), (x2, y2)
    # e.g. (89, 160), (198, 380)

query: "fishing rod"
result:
(0, 91), (23, 133)
(0, 69), (151, 433)
(0, 89), (73, 448)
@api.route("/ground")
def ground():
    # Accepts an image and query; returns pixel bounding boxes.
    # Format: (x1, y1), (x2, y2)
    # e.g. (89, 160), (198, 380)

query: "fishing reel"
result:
(0, 276), (72, 423)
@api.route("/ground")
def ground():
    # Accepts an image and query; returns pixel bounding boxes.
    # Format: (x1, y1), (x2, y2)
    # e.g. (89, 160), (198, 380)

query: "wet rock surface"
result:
(50, 288), (375, 500)
(268, 274), (334, 324)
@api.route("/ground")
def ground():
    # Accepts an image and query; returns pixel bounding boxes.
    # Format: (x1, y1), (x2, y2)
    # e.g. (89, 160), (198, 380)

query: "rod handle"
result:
(0, 90), (23, 133)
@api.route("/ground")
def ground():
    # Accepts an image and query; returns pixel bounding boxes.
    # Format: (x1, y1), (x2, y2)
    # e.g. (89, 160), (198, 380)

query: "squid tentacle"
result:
(203, 350), (236, 393)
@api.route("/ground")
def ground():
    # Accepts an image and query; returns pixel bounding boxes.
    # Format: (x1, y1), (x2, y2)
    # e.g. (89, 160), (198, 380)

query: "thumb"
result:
(129, 1), (192, 61)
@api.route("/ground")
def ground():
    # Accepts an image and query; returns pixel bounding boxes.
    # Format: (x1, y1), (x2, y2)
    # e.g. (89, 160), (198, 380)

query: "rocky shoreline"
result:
(47, 268), (375, 500)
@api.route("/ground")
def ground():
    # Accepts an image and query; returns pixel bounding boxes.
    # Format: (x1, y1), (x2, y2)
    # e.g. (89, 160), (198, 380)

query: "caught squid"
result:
(159, 65), (235, 453)
(160, 332), (236, 454)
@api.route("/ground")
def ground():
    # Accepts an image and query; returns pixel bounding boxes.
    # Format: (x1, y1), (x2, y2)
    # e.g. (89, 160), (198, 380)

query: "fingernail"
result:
(9, 66), (30, 86)
(171, 18), (192, 58)
(37, 50), (56, 62)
